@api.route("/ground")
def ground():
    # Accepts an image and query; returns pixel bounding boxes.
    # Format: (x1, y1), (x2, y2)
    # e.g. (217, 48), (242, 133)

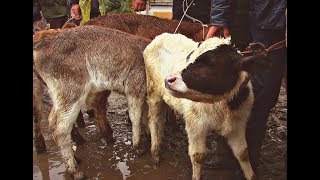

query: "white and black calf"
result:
(143, 33), (270, 180)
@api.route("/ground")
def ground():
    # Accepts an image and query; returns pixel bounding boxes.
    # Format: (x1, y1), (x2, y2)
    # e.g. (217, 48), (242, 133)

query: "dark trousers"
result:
(172, 0), (211, 24)
(246, 27), (287, 171)
(212, 28), (286, 177)
(45, 16), (68, 29)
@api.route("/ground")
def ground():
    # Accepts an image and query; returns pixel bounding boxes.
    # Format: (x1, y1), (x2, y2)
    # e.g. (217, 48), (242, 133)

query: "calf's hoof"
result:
(34, 136), (46, 154)
(152, 155), (160, 169)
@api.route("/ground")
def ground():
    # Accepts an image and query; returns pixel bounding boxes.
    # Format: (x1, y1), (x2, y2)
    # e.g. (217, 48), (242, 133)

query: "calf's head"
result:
(165, 43), (271, 103)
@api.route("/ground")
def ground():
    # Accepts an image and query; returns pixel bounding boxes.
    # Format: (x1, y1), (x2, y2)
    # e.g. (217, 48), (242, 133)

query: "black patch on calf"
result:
(227, 86), (249, 110)
(186, 50), (195, 62)
(186, 42), (203, 62)
(181, 44), (242, 95)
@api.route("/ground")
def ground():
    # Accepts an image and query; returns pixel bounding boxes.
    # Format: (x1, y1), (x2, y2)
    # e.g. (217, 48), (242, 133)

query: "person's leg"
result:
(90, 0), (100, 19)
(246, 28), (287, 173)
(172, 0), (185, 21)
(172, 0), (211, 23)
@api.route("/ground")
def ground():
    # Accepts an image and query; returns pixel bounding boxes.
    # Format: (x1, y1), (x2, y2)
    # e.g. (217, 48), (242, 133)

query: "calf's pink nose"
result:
(166, 76), (177, 84)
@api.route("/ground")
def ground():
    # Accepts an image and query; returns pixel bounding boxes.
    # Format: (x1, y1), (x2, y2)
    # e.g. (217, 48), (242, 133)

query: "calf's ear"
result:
(240, 54), (271, 74)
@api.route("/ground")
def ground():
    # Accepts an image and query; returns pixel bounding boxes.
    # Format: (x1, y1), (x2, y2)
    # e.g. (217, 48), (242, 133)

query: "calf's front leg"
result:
(185, 118), (209, 180)
(226, 124), (256, 180)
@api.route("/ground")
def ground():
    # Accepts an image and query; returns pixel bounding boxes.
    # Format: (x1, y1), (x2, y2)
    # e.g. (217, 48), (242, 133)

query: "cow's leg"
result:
(50, 85), (87, 180)
(185, 118), (209, 180)
(226, 124), (255, 180)
(127, 95), (147, 156)
(54, 103), (85, 180)
(148, 97), (166, 167)
(33, 72), (47, 153)
(89, 90), (114, 143)
(33, 109), (46, 153)
(50, 105), (86, 146)
(52, 108), (86, 146)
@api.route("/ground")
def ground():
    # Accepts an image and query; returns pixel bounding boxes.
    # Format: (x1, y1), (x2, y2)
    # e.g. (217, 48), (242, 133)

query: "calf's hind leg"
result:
(51, 86), (87, 179)
(33, 73), (46, 153)
(50, 106), (86, 146)
(127, 95), (147, 155)
(88, 90), (114, 143)
(54, 104), (85, 180)
(148, 97), (166, 166)
(33, 112), (46, 153)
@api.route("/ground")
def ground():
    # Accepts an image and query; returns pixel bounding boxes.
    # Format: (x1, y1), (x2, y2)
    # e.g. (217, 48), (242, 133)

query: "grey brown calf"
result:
(33, 25), (150, 179)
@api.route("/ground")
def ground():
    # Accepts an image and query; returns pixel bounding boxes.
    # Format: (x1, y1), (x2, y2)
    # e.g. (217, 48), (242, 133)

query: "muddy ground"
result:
(33, 83), (287, 180)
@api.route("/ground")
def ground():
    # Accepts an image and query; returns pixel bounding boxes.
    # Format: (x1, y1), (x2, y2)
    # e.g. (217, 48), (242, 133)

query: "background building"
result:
(136, 0), (173, 19)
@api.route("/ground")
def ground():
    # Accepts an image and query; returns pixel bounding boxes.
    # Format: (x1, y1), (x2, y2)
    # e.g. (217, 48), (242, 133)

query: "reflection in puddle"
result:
(33, 150), (68, 180)
(117, 161), (131, 179)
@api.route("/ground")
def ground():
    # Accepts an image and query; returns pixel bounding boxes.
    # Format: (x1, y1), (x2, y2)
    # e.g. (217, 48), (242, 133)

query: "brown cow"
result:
(84, 13), (209, 42)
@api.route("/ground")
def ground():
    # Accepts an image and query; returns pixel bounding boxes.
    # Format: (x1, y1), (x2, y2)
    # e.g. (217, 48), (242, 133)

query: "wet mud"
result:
(33, 83), (287, 180)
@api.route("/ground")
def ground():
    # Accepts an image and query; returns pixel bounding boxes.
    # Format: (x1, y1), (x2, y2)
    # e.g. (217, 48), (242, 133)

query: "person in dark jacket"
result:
(68, 0), (121, 25)
(36, 0), (68, 29)
(206, 0), (287, 177)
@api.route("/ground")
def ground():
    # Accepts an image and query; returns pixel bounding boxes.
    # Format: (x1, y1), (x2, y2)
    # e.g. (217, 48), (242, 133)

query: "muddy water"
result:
(33, 85), (287, 180)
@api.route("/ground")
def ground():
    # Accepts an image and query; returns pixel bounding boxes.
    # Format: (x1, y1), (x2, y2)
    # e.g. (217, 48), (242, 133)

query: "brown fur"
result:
(33, 25), (151, 179)
(33, 22), (78, 43)
(33, 29), (60, 43)
(33, 13), (208, 43)
(84, 13), (209, 42)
